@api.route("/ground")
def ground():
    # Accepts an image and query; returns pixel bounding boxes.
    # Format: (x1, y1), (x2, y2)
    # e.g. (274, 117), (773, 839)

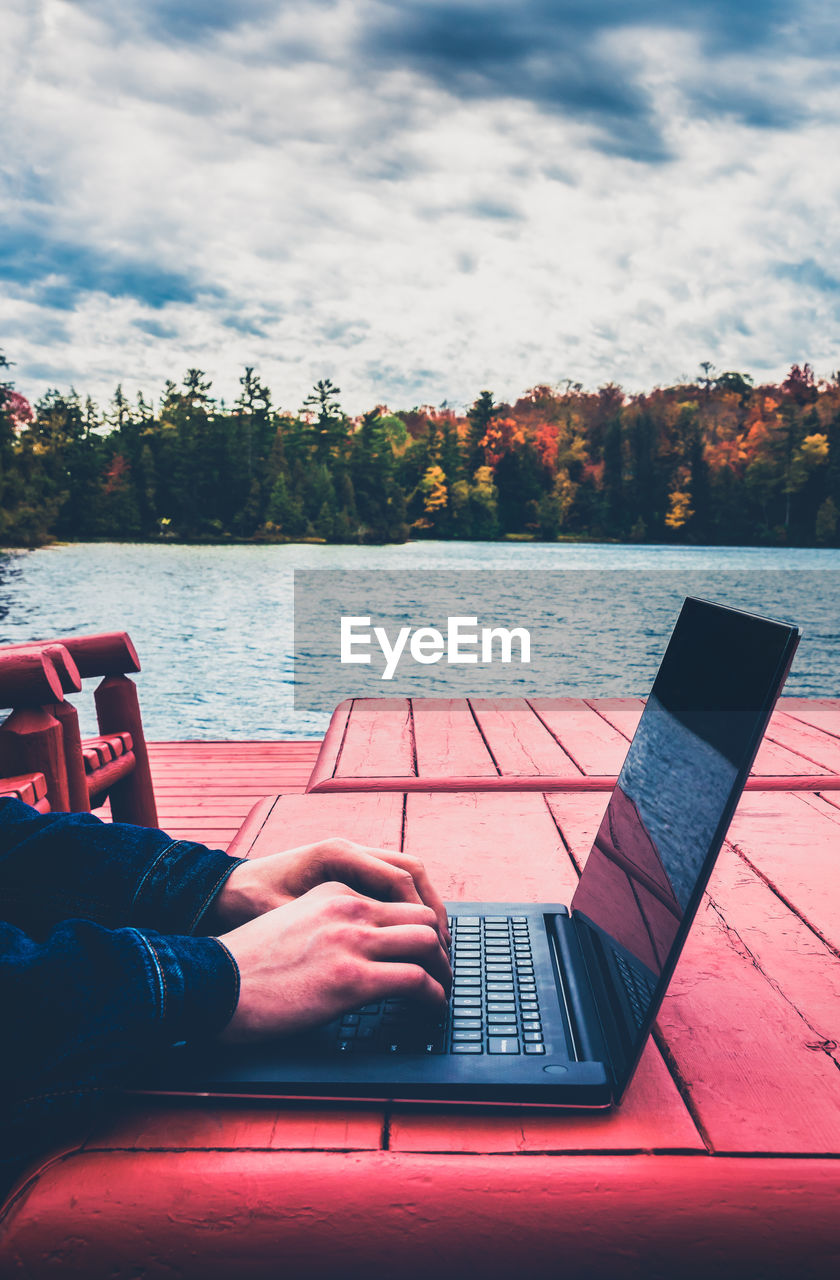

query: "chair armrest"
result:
(0, 650), (68, 709)
(0, 632), (140, 678)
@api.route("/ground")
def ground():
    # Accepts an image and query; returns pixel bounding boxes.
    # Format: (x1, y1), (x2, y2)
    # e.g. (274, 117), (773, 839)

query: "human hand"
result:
(214, 837), (450, 945)
(217, 881), (451, 1041)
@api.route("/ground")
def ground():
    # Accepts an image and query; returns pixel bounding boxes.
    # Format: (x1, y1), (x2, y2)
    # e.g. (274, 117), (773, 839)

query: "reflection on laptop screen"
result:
(570, 596), (798, 1064)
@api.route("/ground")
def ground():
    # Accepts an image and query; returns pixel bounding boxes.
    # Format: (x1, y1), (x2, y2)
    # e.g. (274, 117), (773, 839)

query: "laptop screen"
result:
(570, 596), (799, 1079)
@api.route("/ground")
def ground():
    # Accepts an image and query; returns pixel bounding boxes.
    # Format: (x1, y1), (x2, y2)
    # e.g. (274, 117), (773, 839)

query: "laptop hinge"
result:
(549, 912), (616, 1091)
(568, 911), (634, 1091)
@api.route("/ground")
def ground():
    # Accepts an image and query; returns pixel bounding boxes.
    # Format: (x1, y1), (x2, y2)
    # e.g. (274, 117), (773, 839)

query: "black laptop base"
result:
(139, 902), (614, 1109)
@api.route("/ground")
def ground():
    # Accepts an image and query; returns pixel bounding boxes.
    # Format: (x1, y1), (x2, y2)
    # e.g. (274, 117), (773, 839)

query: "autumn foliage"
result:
(2, 353), (839, 547)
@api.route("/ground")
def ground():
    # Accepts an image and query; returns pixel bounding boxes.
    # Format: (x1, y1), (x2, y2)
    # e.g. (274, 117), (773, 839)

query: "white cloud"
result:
(2, 0), (839, 416)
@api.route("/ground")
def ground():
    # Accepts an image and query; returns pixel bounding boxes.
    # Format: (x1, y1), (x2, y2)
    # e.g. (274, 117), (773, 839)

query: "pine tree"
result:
(466, 390), (497, 473)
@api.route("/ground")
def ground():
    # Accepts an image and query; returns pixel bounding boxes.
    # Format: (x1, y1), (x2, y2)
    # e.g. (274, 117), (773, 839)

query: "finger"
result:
(364, 961), (449, 1009)
(365, 923), (452, 994)
(302, 840), (451, 945)
(322, 848), (428, 913)
(312, 892), (442, 933)
(364, 849), (450, 944)
(363, 900), (442, 930)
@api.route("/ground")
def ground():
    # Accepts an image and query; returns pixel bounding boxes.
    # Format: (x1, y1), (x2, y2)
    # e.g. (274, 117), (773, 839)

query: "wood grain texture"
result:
(725, 789), (840, 953)
(469, 698), (582, 776)
(100, 741), (321, 849)
(766, 711), (840, 773)
(4, 1152), (839, 1280)
(83, 1100), (382, 1152)
(0, 706), (70, 811)
(225, 796), (278, 857)
(309, 697), (840, 792)
(777, 696), (840, 739)
(389, 1039), (703, 1154)
(751, 732), (831, 776)
(241, 790), (405, 857)
(5, 705), (840, 1276)
(412, 698), (498, 777)
(586, 696), (645, 739)
(0, 648), (65, 707)
(334, 698), (414, 777)
(306, 698), (352, 789)
(529, 697), (632, 775)
(402, 789), (578, 901)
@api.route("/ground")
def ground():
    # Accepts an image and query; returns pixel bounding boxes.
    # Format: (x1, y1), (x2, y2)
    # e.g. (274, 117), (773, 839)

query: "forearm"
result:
(0, 798), (244, 936)
(1, 917), (239, 1194)
(2, 918), (239, 1101)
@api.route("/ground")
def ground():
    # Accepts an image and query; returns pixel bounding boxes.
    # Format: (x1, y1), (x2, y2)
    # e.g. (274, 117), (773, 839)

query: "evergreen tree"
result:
(302, 379), (349, 465)
(466, 390), (497, 473)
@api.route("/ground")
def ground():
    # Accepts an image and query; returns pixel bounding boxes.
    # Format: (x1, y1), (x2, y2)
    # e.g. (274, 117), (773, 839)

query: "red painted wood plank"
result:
(333, 699), (415, 778)
(145, 757), (316, 768)
(306, 699), (352, 789)
(777, 697), (840, 739)
(403, 790), (578, 901)
(469, 698), (582, 777)
(225, 796), (278, 858)
(706, 827), (840, 1078)
(146, 798), (289, 812)
(84, 1100), (382, 1153)
(750, 732), (831, 776)
(766, 712), (840, 774)
(236, 791), (406, 859)
(543, 790), (609, 867)
(151, 829), (244, 845)
(411, 699), (498, 777)
(97, 741), (321, 846)
(310, 773), (620, 793)
(587, 699), (831, 780)
(815, 789), (840, 817)
(390, 1038), (703, 1154)
(5, 1152), (840, 1280)
(584, 697), (645, 739)
(147, 757), (315, 768)
(726, 789), (840, 953)
(656, 888), (840, 1154)
(304, 700), (840, 793)
(529, 697), (632, 776)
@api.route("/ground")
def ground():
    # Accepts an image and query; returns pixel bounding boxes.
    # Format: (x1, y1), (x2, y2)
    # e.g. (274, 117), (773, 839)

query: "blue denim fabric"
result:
(0, 798), (244, 1194)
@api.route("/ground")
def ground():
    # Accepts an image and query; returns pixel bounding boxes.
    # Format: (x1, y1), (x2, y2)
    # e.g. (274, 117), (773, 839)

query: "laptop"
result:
(143, 597), (800, 1108)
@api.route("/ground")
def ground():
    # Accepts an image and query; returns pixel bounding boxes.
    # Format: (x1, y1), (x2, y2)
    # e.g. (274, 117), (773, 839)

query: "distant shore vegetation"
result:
(2, 352), (839, 549)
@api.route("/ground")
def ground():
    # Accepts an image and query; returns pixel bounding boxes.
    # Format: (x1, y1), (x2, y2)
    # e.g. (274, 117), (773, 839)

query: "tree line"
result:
(2, 352), (839, 547)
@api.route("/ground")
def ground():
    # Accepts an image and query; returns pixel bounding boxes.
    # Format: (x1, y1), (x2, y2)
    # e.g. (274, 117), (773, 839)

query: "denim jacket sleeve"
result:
(0, 798), (244, 1188)
(0, 797), (244, 937)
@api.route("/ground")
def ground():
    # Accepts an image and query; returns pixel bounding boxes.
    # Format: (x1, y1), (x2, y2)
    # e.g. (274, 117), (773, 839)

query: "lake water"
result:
(1, 541), (838, 739)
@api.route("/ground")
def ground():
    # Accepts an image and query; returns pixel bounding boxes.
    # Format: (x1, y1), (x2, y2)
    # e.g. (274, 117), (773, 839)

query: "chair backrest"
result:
(0, 633), (158, 826)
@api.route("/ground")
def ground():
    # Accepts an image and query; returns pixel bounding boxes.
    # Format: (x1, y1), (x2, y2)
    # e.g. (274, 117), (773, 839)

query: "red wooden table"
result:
(4, 785), (839, 1278)
(308, 696), (840, 792)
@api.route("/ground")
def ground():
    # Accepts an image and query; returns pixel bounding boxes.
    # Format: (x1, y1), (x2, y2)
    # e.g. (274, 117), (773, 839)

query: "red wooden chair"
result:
(0, 633), (158, 826)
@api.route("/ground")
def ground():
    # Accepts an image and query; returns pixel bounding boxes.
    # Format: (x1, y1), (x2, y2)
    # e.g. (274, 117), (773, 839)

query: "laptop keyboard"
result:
(334, 914), (545, 1056)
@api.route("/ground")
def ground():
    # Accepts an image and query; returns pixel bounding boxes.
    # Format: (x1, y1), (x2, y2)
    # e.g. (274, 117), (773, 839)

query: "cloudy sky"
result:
(2, 0), (839, 415)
